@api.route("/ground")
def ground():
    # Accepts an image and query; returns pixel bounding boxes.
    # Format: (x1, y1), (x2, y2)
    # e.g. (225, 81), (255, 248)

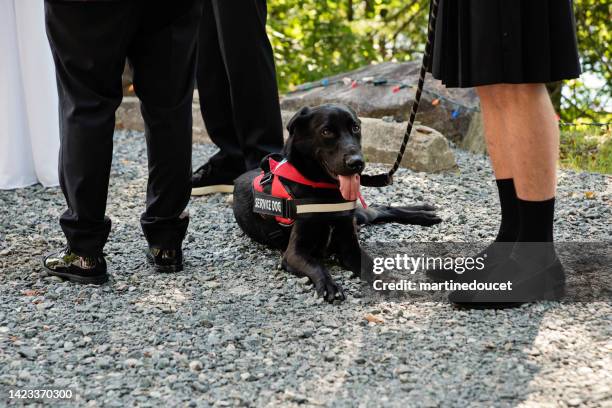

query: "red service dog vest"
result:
(252, 155), (364, 225)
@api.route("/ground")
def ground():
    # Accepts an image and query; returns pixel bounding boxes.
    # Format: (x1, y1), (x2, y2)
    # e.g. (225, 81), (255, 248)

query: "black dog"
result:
(233, 104), (441, 302)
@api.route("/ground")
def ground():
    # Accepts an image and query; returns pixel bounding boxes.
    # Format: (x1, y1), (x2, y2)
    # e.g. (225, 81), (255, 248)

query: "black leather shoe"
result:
(191, 161), (240, 196)
(448, 257), (566, 309)
(42, 248), (108, 285)
(146, 247), (183, 273)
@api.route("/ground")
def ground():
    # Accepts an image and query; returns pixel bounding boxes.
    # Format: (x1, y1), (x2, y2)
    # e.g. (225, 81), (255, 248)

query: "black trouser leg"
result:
(132, 1), (203, 249)
(197, 0), (246, 174)
(44, 1), (135, 257)
(197, 0), (283, 171)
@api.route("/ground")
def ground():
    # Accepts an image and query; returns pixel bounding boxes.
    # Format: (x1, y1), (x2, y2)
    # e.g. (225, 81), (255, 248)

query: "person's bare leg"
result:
(475, 85), (520, 245)
(498, 84), (558, 200)
(476, 86), (513, 180)
(448, 83), (564, 307)
(482, 84), (559, 269)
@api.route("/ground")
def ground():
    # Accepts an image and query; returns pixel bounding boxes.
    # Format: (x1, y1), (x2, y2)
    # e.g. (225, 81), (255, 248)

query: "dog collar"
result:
(252, 154), (365, 225)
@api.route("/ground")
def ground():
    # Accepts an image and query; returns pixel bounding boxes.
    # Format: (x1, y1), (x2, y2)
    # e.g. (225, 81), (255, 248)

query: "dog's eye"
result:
(321, 127), (333, 138)
(352, 124), (361, 133)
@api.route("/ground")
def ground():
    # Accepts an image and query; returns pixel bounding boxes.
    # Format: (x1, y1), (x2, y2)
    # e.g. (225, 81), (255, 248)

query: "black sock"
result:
(513, 197), (557, 268)
(516, 197), (555, 242)
(494, 179), (519, 242)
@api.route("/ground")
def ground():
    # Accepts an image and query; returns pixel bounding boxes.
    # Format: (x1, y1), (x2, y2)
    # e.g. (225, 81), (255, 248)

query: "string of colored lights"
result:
(287, 77), (611, 129)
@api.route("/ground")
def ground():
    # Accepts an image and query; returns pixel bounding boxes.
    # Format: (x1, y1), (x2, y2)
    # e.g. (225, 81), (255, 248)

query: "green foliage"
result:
(268, 0), (611, 124)
(268, 0), (430, 90)
(563, 0), (611, 124)
(559, 128), (612, 174)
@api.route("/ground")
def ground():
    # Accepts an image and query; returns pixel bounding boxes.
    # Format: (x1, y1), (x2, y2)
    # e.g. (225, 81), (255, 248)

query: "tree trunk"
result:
(364, 0), (374, 17)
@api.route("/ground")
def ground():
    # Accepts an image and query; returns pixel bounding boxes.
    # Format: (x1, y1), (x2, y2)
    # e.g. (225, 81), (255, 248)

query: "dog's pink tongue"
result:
(338, 174), (361, 201)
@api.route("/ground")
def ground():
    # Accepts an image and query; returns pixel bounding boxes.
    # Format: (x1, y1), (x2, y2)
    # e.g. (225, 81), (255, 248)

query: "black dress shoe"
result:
(448, 256), (566, 309)
(42, 248), (108, 285)
(146, 247), (183, 273)
(191, 161), (240, 196)
(426, 242), (513, 283)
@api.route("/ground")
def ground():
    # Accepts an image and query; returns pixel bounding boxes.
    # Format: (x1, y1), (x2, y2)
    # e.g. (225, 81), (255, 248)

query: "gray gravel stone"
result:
(189, 360), (203, 372)
(123, 358), (141, 369)
(17, 347), (37, 361)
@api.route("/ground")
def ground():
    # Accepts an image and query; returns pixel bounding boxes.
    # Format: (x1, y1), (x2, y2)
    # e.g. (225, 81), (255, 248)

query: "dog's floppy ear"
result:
(344, 104), (360, 123)
(287, 106), (312, 135)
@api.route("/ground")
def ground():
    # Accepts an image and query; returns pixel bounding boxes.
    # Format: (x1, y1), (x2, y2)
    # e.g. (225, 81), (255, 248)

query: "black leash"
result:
(361, 0), (439, 188)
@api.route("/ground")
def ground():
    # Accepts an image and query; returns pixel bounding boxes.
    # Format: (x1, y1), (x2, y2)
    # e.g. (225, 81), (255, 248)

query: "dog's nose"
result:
(345, 155), (365, 173)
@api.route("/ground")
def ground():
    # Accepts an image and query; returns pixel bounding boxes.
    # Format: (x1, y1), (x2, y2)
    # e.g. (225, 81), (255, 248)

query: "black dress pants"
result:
(198, 0), (283, 173)
(44, 0), (203, 257)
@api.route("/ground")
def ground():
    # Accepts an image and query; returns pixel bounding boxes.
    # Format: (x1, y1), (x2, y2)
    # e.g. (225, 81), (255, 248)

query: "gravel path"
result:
(0, 130), (610, 407)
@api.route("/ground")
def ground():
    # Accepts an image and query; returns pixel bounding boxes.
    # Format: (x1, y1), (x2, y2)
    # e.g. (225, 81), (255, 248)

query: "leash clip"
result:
(259, 172), (273, 187)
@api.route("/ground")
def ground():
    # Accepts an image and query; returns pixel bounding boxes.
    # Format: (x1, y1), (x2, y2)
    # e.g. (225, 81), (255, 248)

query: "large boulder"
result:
(402, 126), (457, 172)
(280, 61), (482, 146)
(116, 98), (457, 173)
(460, 111), (487, 154)
(116, 96), (211, 144)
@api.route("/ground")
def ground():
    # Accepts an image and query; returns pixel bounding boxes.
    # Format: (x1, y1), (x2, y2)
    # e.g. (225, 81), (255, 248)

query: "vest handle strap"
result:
(253, 190), (358, 220)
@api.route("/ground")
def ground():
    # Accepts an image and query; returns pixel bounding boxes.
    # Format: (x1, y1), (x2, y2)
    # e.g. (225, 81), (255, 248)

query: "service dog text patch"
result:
(253, 191), (286, 217)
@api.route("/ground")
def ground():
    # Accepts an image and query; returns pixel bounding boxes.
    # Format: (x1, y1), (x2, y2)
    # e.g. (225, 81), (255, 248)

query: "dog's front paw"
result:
(314, 276), (346, 303)
(397, 206), (442, 226)
(415, 210), (443, 226)
(407, 203), (442, 226)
